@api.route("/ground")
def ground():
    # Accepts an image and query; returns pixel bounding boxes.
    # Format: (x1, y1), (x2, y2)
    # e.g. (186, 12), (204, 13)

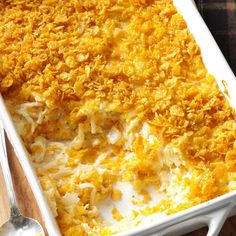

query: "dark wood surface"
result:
(0, 139), (48, 235)
(1, 140), (236, 236)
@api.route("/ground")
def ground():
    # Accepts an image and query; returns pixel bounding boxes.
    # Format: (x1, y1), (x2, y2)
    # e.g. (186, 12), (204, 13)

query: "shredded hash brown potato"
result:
(1, 0), (236, 235)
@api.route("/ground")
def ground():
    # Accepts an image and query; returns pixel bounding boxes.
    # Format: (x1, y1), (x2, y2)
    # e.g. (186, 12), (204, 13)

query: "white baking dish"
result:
(1, 0), (236, 235)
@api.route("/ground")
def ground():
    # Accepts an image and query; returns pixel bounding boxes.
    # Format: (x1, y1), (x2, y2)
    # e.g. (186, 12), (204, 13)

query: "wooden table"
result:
(0, 139), (48, 235)
(0, 140), (236, 236)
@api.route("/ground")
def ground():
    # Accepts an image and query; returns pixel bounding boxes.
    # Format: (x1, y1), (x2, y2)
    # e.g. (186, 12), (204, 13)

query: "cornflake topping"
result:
(1, 0), (236, 235)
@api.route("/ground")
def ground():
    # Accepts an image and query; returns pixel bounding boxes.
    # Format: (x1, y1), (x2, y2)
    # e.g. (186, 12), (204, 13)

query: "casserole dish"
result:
(1, 0), (236, 235)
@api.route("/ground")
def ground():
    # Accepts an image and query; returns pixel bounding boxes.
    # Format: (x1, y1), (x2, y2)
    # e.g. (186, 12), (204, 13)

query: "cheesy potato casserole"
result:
(1, 0), (236, 235)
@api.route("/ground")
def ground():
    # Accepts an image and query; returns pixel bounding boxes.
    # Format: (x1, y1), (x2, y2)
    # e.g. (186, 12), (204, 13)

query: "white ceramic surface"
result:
(0, 0), (236, 235)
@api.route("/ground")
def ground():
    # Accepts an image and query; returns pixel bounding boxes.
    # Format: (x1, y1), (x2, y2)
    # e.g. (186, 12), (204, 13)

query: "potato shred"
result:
(1, 0), (236, 235)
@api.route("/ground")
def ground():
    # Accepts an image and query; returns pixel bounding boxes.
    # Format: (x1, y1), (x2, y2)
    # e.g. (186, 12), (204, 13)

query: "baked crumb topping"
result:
(1, 0), (236, 235)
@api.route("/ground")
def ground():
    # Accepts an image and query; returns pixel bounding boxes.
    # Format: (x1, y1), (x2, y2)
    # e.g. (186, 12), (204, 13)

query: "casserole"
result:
(1, 0), (236, 235)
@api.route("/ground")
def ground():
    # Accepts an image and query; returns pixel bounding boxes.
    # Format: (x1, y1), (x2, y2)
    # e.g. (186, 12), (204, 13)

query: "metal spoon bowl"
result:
(0, 215), (44, 236)
(0, 121), (45, 236)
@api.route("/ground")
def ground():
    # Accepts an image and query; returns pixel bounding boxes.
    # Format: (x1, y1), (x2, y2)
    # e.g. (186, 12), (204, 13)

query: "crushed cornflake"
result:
(1, 0), (236, 235)
(111, 188), (122, 201)
(112, 207), (123, 222)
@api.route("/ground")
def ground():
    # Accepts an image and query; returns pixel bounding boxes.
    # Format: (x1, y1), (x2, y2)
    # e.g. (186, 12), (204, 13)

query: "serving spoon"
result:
(0, 121), (45, 236)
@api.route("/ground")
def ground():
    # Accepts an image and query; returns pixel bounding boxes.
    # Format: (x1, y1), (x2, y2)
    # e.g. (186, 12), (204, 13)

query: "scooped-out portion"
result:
(1, 0), (236, 235)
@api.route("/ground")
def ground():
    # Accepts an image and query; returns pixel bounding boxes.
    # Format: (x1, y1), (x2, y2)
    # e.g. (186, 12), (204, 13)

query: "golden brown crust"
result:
(1, 0), (236, 235)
